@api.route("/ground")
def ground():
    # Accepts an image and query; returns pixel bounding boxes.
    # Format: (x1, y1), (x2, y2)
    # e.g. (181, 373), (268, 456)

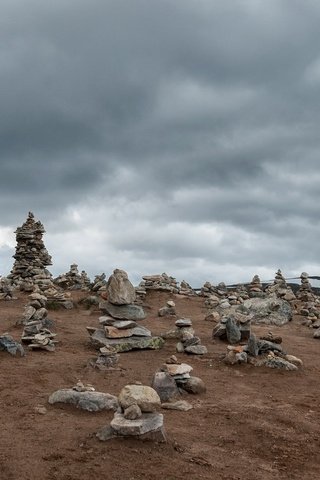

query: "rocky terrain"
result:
(0, 287), (320, 480)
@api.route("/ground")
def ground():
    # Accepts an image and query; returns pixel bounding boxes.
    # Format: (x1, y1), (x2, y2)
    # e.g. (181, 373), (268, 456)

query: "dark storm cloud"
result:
(1, 0), (320, 283)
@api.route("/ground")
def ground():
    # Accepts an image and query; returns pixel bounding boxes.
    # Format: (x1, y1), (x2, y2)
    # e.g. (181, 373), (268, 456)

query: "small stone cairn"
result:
(248, 275), (264, 297)
(265, 269), (296, 301)
(296, 272), (314, 301)
(88, 269), (164, 353)
(152, 355), (206, 406)
(175, 318), (207, 355)
(179, 280), (196, 296)
(0, 277), (14, 300)
(141, 273), (179, 293)
(20, 290), (57, 351)
(91, 273), (107, 292)
(212, 314), (251, 344)
(223, 332), (303, 371)
(97, 384), (166, 442)
(158, 300), (176, 317)
(54, 264), (91, 291)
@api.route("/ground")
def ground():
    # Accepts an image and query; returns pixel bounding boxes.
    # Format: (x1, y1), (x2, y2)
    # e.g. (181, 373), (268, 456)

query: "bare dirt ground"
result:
(0, 290), (320, 480)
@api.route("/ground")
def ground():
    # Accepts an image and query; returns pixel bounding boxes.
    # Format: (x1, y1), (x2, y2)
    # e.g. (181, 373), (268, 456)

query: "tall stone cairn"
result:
(9, 212), (53, 291)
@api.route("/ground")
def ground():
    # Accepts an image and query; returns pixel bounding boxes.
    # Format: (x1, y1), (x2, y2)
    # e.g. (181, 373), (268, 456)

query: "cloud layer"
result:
(1, 0), (320, 286)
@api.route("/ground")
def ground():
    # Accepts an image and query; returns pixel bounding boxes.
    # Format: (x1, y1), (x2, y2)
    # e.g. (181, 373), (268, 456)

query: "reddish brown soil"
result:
(0, 290), (319, 480)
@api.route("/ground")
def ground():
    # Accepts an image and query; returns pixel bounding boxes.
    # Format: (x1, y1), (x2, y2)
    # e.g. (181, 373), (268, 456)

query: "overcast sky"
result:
(1, 0), (320, 286)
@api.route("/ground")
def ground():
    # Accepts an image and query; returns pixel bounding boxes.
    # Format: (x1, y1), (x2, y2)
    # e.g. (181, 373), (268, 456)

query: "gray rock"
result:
(313, 328), (320, 338)
(151, 372), (180, 402)
(235, 351), (248, 363)
(225, 317), (241, 344)
(124, 404), (142, 420)
(119, 385), (161, 412)
(106, 268), (136, 305)
(113, 320), (138, 329)
(99, 301), (146, 321)
(48, 389), (119, 412)
(184, 344), (208, 355)
(257, 339), (283, 354)
(175, 318), (192, 327)
(247, 334), (259, 357)
(262, 356), (298, 371)
(240, 297), (292, 326)
(176, 376), (206, 394)
(0, 335), (25, 356)
(212, 323), (227, 339)
(110, 412), (164, 435)
(131, 326), (152, 337)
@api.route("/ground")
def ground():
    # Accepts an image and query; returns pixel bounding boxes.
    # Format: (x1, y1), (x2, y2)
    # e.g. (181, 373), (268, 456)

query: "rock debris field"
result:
(0, 214), (320, 480)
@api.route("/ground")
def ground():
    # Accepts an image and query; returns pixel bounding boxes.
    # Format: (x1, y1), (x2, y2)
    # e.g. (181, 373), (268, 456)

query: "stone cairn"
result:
(161, 318), (207, 355)
(97, 384), (166, 442)
(54, 264), (91, 291)
(212, 314), (251, 344)
(91, 273), (107, 292)
(179, 280), (196, 296)
(296, 272), (313, 301)
(222, 332), (303, 371)
(20, 289), (57, 352)
(140, 273), (179, 293)
(158, 300), (176, 317)
(294, 272), (320, 337)
(0, 277), (14, 300)
(88, 269), (164, 361)
(8, 212), (53, 291)
(152, 355), (206, 406)
(265, 269), (296, 301)
(248, 275), (264, 297)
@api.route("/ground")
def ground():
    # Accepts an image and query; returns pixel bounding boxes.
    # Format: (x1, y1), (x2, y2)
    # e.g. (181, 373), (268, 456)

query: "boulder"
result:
(118, 385), (161, 412)
(239, 297), (292, 326)
(176, 376), (206, 394)
(106, 269), (136, 305)
(151, 372), (180, 402)
(48, 389), (119, 412)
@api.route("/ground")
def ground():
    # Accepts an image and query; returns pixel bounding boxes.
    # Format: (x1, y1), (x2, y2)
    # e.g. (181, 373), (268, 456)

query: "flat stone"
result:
(99, 316), (116, 326)
(100, 301), (146, 321)
(161, 400), (193, 411)
(119, 385), (161, 412)
(131, 326), (152, 337)
(104, 326), (134, 338)
(162, 363), (193, 376)
(90, 329), (164, 352)
(175, 318), (192, 327)
(48, 389), (119, 412)
(110, 412), (163, 436)
(113, 320), (138, 329)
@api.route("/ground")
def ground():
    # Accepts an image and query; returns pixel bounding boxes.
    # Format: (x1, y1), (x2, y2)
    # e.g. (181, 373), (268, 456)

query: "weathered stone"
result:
(0, 335), (25, 356)
(118, 385), (161, 412)
(175, 318), (192, 327)
(176, 376), (206, 394)
(104, 326), (133, 339)
(48, 389), (119, 412)
(240, 297), (292, 326)
(247, 334), (259, 357)
(161, 400), (193, 411)
(124, 404), (142, 420)
(262, 356), (298, 371)
(184, 345), (208, 355)
(106, 268), (136, 305)
(162, 363), (193, 376)
(113, 320), (138, 329)
(205, 311), (220, 322)
(99, 301), (146, 320)
(212, 323), (227, 339)
(151, 372), (180, 402)
(225, 317), (241, 344)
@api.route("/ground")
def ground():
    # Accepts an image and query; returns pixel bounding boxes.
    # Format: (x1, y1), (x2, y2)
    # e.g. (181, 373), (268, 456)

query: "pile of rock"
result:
(134, 284), (147, 305)
(223, 332), (303, 371)
(54, 264), (91, 291)
(88, 269), (164, 353)
(8, 212), (53, 291)
(248, 275), (264, 297)
(175, 319), (207, 355)
(158, 300), (176, 317)
(97, 384), (166, 442)
(91, 273), (107, 292)
(265, 269), (296, 301)
(179, 280), (196, 296)
(44, 287), (73, 309)
(296, 272), (314, 301)
(0, 277), (14, 300)
(152, 356), (206, 403)
(200, 281), (228, 297)
(141, 273), (179, 293)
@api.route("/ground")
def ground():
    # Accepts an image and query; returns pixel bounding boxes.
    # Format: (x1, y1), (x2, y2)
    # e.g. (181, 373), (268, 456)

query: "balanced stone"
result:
(99, 301), (146, 321)
(106, 269), (136, 305)
(118, 385), (161, 412)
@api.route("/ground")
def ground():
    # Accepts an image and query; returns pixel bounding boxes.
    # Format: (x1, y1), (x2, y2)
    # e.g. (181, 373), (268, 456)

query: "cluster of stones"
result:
(91, 273), (107, 292)
(88, 269), (164, 355)
(296, 272), (314, 301)
(212, 314), (251, 344)
(20, 290), (57, 351)
(223, 332), (303, 371)
(265, 269), (296, 301)
(248, 275), (264, 297)
(140, 273), (179, 293)
(200, 281), (228, 297)
(54, 264), (91, 291)
(8, 212), (53, 291)
(175, 318), (207, 355)
(0, 277), (14, 300)
(152, 356), (206, 408)
(179, 280), (196, 296)
(97, 384), (166, 442)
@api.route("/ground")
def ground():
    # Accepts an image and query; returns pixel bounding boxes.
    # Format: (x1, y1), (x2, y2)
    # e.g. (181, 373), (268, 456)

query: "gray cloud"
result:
(1, 0), (320, 285)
